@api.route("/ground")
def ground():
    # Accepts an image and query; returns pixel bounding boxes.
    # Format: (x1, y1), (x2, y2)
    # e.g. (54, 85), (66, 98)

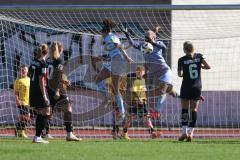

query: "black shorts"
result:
(30, 93), (48, 108)
(18, 105), (30, 115)
(128, 103), (149, 117)
(30, 85), (49, 108)
(180, 86), (201, 100)
(47, 87), (69, 109)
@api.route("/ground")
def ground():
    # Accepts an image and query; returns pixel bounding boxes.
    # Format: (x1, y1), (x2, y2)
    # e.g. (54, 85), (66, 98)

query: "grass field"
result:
(0, 138), (240, 160)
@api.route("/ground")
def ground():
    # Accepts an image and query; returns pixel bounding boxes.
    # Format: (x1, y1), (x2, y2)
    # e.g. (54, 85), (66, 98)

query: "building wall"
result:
(0, 0), (171, 5)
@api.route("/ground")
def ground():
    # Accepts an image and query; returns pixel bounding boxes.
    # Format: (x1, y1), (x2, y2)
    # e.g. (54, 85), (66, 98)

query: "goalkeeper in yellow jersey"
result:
(122, 66), (158, 140)
(14, 65), (31, 138)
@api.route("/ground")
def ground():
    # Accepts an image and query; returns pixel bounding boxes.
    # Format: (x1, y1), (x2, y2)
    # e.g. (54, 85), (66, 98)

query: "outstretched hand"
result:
(118, 23), (128, 34)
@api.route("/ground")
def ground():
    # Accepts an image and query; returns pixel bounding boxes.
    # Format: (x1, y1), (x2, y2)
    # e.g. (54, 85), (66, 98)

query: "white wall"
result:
(172, 0), (240, 91)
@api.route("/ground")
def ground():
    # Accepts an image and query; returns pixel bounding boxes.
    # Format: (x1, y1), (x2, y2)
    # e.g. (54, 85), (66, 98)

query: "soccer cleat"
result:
(17, 130), (28, 138)
(151, 131), (161, 139)
(112, 132), (121, 140)
(42, 134), (54, 139)
(21, 130), (28, 138)
(33, 136), (49, 144)
(66, 133), (82, 142)
(122, 133), (130, 140)
(178, 133), (188, 141)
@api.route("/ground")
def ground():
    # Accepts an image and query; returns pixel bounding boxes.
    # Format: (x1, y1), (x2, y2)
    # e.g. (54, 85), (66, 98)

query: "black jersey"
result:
(46, 57), (66, 93)
(178, 53), (204, 89)
(29, 59), (47, 108)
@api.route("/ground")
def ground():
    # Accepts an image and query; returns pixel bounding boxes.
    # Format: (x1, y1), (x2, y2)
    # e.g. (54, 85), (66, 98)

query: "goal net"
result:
(0, 5), (240, 139)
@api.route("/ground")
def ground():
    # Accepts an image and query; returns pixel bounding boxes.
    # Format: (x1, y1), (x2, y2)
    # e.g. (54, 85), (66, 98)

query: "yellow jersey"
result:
(14, 77), (30, 106)
(132, 78), (147, 101)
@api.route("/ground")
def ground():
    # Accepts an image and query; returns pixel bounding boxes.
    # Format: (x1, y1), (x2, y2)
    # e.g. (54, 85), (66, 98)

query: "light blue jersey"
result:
(103, 33), (128, 76)
(104, 33), (122, 58)
(102, 33), (127, 119)
(129, 39), (172, 84)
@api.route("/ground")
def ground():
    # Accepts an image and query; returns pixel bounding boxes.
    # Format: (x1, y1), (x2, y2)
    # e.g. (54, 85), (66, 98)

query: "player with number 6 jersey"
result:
(177, 41), (211, 142)
(178, 45), (209, 100)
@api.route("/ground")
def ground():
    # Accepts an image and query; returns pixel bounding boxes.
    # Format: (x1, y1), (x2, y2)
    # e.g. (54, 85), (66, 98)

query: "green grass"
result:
(1, 138), (240, 160)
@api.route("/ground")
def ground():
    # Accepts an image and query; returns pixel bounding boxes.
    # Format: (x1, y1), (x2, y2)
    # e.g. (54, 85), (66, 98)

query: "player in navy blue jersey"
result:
(46, 41), (81, 141)
(29, 44), (50, 144)
(178, 41), (210, 142)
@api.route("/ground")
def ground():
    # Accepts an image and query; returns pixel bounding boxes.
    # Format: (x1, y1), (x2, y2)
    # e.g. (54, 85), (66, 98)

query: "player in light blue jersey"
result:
(121, 25), (177, 113)
(95, 19), (133, 139)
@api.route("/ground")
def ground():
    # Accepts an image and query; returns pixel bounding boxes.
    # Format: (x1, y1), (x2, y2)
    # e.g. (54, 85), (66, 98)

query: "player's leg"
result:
(141, 102), (159, 139)
(33, 107), (50, 144)
(16, 106), (25, 137)
(156, 94), (167, 113)
(122, 116), (133, 140)
(16, 106), (30, 138)
(112, 107), (121, 139)
(143, 114), (158, 139)
(148, 83), (174, 113)
(179, 99), (189, 141)
(55, 97), (82, 141)
(122, 107), (135, 140)
(186, 87), (201, 142)
(112, 75), (125, 123)
(187, 100), (199, 142)
(42, 115), (54, 139)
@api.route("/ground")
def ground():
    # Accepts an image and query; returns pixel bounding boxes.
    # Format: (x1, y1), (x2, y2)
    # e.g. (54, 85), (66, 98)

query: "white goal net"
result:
(0, 5), (240, 139)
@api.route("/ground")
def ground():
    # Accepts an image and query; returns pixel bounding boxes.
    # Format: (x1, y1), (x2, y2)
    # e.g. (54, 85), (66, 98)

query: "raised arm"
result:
(118, 44), (133, 63)
(119, 24), (141, 50)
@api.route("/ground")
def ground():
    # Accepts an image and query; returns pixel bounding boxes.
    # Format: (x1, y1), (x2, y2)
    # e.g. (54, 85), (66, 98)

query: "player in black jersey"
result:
(29, 44), (50, 144)
(177, 41), (211, 142)
(46, 41), (81, 141)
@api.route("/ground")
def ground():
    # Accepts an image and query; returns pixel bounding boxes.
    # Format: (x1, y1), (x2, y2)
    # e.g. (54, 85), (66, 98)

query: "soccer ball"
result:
(140, 42), (153, 54)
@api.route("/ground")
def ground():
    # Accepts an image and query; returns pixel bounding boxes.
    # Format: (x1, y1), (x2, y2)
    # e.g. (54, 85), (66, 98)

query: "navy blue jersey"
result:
(178, 53), (204, 89)
(46, 57), (65, 92)
(46, 57), (64, 78)
(29, 58), (47, 107)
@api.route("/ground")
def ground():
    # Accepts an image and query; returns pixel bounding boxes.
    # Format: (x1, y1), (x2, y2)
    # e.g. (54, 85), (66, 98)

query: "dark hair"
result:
(34, 44), (48, 59)
(101, 19), (115, 33)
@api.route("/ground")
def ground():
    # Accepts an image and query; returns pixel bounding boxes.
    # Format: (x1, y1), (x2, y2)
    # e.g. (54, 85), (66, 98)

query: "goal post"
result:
(0, 4), (240, 139)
